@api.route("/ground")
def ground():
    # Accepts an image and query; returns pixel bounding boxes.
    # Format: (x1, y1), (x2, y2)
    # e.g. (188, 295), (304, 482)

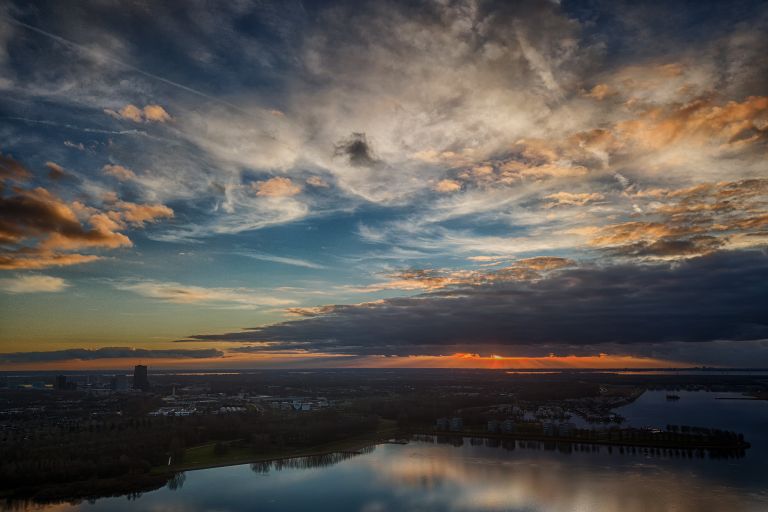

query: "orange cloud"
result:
(253, 176), (302, 197)
(590, 222), (683, 246)
(434, 179), (462, 193)
(584, 83), (616, 101)
(142, 104), (172, 123)
(586, 178), (768, 258)
(0, 152), (32, 181)
(102, 164), (137, 181)
(616, 95), (768, 150)
(354, 257), (576, 292)
(0, 252), (102, 270)
(114, 201), (174, 226)
(544, 191), (604, 207)
(455, 159), (590, 189)
(45, 161), (67, 181)
(105, 103), (172, 123)
(0, 155), (173, 269)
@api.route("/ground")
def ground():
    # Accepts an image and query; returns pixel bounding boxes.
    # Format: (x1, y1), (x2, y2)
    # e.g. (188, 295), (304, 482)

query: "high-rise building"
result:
(133, 365), (150, 391)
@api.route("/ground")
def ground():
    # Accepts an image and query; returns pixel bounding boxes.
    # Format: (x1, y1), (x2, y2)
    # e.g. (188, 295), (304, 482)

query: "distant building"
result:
(487, 419), (500, 433)
(449, 417), (463, 432)
(133, 365), (150, 391)
(110, 374), (128, 392)
(559, 422), (576, 437)
(55, 375), (76, 391)
(543, 422), (557, 436)
(55, 375), (68, 390)
(435, 417), (450, 431)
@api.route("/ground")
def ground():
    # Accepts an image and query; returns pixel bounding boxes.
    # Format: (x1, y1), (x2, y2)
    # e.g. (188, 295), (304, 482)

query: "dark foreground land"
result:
(1, 368), (766, 507)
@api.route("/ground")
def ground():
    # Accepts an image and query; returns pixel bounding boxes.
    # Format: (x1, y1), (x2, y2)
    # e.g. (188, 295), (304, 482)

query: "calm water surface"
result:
(18, 391), (768, 512)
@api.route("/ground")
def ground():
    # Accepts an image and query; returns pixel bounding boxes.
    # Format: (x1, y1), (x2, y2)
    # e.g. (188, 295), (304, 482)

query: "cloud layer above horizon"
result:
(0, 0), (766, 367)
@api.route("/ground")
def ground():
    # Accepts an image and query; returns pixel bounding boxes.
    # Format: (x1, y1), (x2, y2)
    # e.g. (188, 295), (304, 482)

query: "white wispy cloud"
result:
(112, 280), (296, 308)
(232, 251), (325, 269)
(0, 275), (70, 293)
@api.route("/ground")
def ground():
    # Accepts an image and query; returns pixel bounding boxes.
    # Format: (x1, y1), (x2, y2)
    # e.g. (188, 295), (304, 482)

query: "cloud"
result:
(0, 274), (69, 293)
(63, 140), (85, 151)
(113, 279), (296, 308)
(7, 0), (757, 253)
(0, 186), (126, 250)
(434, 179), (462, 193)
(102, 164), (137, 181)
(615, 95), (768, 151)
(253, 176), (302, 197)
(306, 176), (329, 188)
(350, 256), (576, 292)
(584, 83), (615, 101)
(45, 161), (68, 181)
(514, 21), (562, 95)
(586, 178), (768, 258)
(2, 0), (767, 358)
(0, 152), (31, 181)
(544, 191), (604, 208)
(142, 104), (172, 123)
(0, 253), (102, 270)
(183, 250), (768, 359)
(114, 200), (174, 226)
(334, 133), (381, 168)
(0, 347), (223, 364)
(605, 236), (725, 259)
(109, 104), (143, 123)
(233, 250), (325, 269)
(0, 155), (173, 269)
(105, 104), (172, 123)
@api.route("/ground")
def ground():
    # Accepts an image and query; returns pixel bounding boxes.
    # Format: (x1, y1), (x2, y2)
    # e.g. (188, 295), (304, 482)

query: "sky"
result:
(0, 0), (767, 370)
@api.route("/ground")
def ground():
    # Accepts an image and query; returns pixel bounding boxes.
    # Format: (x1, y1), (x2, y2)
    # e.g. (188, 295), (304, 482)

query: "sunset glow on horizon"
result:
(0, 352), (689, 372)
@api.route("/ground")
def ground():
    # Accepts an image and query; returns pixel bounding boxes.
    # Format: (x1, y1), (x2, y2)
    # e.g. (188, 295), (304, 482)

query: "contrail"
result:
(5, 16), (249, 115)
(1, 116), (189, 146)
(2, 116), (157, 137)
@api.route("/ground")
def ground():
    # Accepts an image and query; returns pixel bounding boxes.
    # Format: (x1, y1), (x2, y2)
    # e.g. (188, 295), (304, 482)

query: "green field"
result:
(159, 419), (400, 474)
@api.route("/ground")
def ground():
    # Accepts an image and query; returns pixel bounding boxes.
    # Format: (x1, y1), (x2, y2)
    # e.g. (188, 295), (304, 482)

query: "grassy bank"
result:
(158, 419), (400, 474)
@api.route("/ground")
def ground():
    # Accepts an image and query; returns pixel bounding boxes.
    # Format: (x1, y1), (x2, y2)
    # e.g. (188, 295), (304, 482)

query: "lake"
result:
(13, 390), (768, 511)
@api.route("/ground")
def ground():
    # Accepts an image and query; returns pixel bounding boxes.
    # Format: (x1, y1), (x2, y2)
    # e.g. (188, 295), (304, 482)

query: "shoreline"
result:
(161, 423), (750, 477)
(158, 435), (391, 474)
(414, 430), (751, 450)
(2, 427), (750, 508)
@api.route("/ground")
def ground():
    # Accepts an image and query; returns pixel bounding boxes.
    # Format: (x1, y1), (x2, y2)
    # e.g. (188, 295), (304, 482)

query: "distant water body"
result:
(14, 391), (768, 512)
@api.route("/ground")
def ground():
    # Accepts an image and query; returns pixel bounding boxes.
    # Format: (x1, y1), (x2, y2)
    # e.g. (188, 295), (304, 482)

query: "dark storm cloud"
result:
(0, 347), (224, 364)
(183, 250), (768, 356)
(333, 133), (381, 168)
